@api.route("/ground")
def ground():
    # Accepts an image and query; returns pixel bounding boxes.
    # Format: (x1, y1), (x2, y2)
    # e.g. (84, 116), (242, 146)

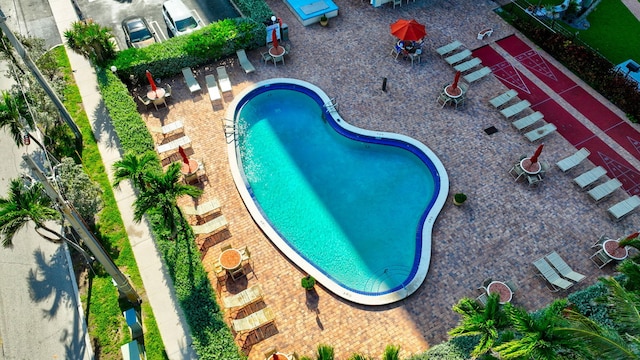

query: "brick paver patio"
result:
(138, 0), (639, 358)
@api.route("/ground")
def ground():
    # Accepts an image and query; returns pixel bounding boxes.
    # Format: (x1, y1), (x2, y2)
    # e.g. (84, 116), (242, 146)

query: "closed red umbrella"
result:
(530, 143), (544, 163)
(178, 146), (189, 164)
(390, 19), (426, 41)
(146, 70), (157, 92)
(271, 28), (279, 50)
(451, 71), (461, 90)
(623, 232), (639, 241)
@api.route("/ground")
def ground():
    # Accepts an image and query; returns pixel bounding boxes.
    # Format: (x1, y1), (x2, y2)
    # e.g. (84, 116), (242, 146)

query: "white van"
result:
(162, 0), (202, 37)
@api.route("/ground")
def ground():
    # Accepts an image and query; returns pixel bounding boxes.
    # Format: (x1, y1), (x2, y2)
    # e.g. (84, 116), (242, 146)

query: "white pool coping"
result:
(224, 78), (449, 305)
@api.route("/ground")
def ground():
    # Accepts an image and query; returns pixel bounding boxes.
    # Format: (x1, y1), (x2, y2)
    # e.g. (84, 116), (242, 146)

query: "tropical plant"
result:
(348, 353), (372, 360)
(0, 90), (34, 147)
(494, 299), (591, 359)
(111, 151), (158, 190)
(558, 277), (640, 359)
(449, 293), (510, 357)
(54, 157), (103, 224)
(382, 344), (401, 360)
(0, 177), (91, 260)
(316, 344), (334, 360)
(133, 162), (202, 237)
(64, 19), (115, 66)
(301, 275), (316, 290)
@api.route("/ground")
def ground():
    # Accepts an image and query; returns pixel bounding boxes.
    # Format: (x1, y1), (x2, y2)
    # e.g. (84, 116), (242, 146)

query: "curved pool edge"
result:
(224, 78), (450, 305)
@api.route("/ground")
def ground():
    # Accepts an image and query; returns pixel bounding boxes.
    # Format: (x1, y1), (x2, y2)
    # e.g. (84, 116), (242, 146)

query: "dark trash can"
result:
(281, 23), (289, 41)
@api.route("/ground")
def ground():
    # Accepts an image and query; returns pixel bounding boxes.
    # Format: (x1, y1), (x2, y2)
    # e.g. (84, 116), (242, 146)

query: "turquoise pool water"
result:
(227, 79), (448, 305)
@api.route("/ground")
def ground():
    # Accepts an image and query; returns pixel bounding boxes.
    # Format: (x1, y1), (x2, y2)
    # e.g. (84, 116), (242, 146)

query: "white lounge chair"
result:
(532, 258), (574, 292)
(191, 215), (228, 235)
(236, 49), (256, 74)
(556, 147), (590, 172)
(490, 89), (518, 108)
(587, 178), (622, 202)
(444, 49), (472, 65)
(607, 195), (640, 221)
(231, 307), (275, 340)
(183, 199), (221, 217)
(156, 135), (191, 154)
(524, 123), (557, 142)
(149, 119), (184, 140)
(181, 67), (201, 95)
(223, 284), (263, 310)
(545, 251), (585, 283)
(500, 100), (531, 119)
(573, 166), (606, 190)
(216, 66), (232, 93)
(205, 75), (221, 102)
(436, 40), (463, 56)
(463, 67), (491, 83)
(454, 57), (482, 72)
(512, 111), (543, 131)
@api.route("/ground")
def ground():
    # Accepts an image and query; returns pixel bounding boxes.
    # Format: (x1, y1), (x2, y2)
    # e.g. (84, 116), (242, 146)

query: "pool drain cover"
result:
(484, 126), (498, 135)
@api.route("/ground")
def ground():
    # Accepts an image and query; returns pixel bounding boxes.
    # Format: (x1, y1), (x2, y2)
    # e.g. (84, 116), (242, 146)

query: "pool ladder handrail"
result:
(323, 97), (339, 114)
(223, 117), (236, 143)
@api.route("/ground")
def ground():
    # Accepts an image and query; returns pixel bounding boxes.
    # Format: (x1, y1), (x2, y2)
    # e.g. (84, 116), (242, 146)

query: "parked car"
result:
(162, 0), (202, 37)
(121, 16), (157, 48)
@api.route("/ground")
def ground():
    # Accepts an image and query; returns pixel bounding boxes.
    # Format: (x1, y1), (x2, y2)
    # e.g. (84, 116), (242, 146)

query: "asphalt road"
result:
(0, 128), (92, 360)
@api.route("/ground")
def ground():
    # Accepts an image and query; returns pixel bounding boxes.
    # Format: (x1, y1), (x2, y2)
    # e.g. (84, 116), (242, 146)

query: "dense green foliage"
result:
(111, 18), (263, 82)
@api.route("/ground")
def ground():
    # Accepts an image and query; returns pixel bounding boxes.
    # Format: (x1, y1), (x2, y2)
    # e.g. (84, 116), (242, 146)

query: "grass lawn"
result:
(578, 0), (640, 64)
(51, 45), (166, 360)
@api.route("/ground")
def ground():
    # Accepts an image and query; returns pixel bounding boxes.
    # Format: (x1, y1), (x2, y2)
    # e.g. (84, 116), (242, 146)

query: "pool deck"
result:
(139, 0), (640, 358)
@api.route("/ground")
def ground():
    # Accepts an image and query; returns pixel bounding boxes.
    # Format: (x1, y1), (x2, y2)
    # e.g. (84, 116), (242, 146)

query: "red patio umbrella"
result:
(451, 71), (461, 90)
(178, 146), (189, 164)
(146, 70), (157, 92)
(530, 143), (544, 164)
(271, 28), (279, 50)
(390, 19), (427, 42)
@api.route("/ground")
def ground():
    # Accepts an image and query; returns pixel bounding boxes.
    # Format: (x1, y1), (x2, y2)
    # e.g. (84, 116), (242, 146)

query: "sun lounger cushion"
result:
(445, 49), (472, 65)
(573, 166), (606, 190)
(181, 67), (201, 94)
(607, 195), (640, 221)
(205, 75), (221, 101)
(436, 40), (463, 56)
(524, 123), (557, 142)
(192, 215), (228, 235)
(556, 147), (590, 172)
(216, 66), (232, 93)
(512, 111), (543, 131)
(587, 178), (622, 202)
(500, 100), (531, 119)
(463, 67), (491, 83)
(156, 135), (191, 154)
(454, 57), (482, 72)
(236, 49), (256, 74)
(183, 199), (221, 216)
(490, 89), (518, 108)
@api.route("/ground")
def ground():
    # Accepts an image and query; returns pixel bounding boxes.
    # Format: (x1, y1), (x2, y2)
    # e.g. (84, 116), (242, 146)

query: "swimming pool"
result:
(225, 79), (448, 305)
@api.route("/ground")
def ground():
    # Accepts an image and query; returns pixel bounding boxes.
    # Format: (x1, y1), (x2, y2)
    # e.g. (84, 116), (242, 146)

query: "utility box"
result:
(123, 308), (143, 339)
(281, 23), (289, 41)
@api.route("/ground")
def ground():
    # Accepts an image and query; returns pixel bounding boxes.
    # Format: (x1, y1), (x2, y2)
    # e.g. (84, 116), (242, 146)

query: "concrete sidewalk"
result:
(48, 0), (196, 359)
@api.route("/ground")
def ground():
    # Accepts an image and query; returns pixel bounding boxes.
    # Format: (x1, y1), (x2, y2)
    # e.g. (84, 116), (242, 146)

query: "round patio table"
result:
(603, 239), (628, 260)
(219, 248), (242, 270)
(180, 159), (199, 175)
(444, 85), (463, 98)
(147, 87), (165, 100)
(487, 281), (512, 304)
(520, 158), (541, 175)
(269, 45), (285, 57)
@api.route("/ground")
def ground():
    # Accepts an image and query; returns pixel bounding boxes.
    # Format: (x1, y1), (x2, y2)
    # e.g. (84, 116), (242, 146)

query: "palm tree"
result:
(0, 178), (59, 247)
(449, 293), (511, 358)
(0, 90), (34, 147)
(64, 20), (115, 66)
(133, 162), (202, 236)
(494, 299), (592, 359)
(112, 151), (158, 190)
(556, 277), (640, 359)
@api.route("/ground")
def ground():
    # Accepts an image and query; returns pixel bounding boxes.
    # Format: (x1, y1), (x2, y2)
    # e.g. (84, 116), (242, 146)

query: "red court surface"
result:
(473, 36), (640, 196)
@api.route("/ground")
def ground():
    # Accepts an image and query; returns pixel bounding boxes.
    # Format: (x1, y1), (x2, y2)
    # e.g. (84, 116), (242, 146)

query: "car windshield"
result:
(175, 17), (198, 32)
(127, 20), (153, 42)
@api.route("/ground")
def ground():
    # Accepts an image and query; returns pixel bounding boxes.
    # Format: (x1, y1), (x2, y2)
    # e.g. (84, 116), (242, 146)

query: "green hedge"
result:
(111, 18), (264, 81)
